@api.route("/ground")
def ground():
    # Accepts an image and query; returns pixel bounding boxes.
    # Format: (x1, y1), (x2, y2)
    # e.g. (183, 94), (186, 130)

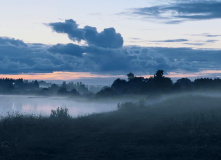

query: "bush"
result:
(50, 107), (70, 119)
(117, 100), (145, 111)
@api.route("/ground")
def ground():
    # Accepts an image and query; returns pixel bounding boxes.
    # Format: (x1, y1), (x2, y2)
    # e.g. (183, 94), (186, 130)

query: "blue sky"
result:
(0, 0), (221, 83)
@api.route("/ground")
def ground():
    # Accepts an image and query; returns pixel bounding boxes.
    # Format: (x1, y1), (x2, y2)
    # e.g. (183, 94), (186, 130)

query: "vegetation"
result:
(97, 70), (221, 97)
(0, 78), (90, 97)
(2, 70), (221, 98)
(50, 107), (70, 119)
(2, 69), (221, 159)
(1, 95), (221, 159)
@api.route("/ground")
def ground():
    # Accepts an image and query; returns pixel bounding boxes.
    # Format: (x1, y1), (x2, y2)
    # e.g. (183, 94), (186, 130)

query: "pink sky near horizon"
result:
(0, 72), (125, 81)
(0, 70), (221, 81)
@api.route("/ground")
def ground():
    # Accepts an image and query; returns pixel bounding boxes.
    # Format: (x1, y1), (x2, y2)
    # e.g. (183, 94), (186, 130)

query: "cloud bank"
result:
(1, 37), (221, 75)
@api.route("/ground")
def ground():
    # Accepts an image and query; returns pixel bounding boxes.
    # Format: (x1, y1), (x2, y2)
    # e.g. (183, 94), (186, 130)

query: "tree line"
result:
(96, 70), (221, 97)
(1, 70), (221, 97)
(0, 78), (90, 96)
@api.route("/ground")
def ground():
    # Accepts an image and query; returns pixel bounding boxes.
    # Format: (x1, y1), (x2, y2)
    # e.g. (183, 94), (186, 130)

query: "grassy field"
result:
(1, 93), (221, 159)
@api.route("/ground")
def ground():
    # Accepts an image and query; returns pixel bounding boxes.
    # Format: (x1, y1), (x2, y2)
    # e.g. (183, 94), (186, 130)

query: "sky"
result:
(0, 0), (221, 84)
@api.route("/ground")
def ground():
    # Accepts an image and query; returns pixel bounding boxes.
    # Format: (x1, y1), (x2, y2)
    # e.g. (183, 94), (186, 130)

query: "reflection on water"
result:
(0, 95), (118, 117)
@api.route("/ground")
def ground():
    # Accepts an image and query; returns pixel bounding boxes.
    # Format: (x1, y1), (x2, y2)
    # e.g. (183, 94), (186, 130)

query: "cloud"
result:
(83, 46), (136, 73)
(1, 35), (221, 76)
(48, 19), (123, 48)
(153, 39), (188, 42)
(0, 37), (67, 74)
(48, 19), (84, 42)
(127, 0), (221, 23)
(0, 37), (27, 47)
(204, 34), (221, 37)
(184, 43), (205, 46)
(206, 40), (218, 43)
(48, 43), (85, 57)
(0, 37), (132, 74)
(126, 46), (221, 74)
(190, 33), (221, 37)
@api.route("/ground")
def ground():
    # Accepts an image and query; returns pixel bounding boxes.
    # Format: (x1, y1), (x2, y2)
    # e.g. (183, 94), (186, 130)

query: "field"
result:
(1, 93), (221, 159)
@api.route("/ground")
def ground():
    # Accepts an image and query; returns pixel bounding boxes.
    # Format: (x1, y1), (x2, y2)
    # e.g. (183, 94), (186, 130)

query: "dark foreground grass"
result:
(1, 94), (221, 159)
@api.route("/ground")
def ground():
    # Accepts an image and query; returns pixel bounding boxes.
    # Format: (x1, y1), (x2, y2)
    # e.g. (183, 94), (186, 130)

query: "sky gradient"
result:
(0, 0), (221, 84)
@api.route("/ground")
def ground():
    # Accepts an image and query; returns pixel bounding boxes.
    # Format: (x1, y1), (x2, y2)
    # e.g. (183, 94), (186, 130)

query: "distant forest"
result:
(1, 70), (221, 97)
(97, 70), (221, 97)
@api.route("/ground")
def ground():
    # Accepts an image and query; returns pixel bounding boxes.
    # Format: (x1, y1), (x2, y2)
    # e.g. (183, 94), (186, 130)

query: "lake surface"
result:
(0, 95), (118, 117)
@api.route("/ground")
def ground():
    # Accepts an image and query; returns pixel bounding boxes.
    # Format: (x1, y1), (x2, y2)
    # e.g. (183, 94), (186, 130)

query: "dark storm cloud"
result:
(48, 19), (123, 48)
(127, 0), (221, 23)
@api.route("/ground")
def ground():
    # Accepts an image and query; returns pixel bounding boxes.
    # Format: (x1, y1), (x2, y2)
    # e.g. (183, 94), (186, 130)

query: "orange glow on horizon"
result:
(142, 70), (221, 79)
(0, 72), (125, 80)
(0, 70), (221, 81)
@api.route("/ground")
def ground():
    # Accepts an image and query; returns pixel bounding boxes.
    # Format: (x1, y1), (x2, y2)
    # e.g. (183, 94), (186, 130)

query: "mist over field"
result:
(1, 90), (221, 118)
(1, 90), (221, 159)
(0, 95), (118, 118)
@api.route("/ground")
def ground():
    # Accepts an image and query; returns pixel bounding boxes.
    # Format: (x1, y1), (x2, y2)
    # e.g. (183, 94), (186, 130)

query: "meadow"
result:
(1, 93), (221, 159)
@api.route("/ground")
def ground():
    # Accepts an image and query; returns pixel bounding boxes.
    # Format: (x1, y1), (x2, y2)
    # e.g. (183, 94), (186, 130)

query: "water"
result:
(0, 95), (118, 117)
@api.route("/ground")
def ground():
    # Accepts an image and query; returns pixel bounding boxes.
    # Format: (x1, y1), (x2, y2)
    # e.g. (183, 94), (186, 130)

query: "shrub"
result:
(50, 107), (70, 119)
(117, 100), (145, 111)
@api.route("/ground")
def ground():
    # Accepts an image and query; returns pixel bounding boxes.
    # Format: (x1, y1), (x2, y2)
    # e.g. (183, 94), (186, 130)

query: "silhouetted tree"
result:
(111, 78), (128, 94)
(33, 80), (39, 88)
(194, 78), (211, 89)
(73, 82), (90, 95)
(51, 84), (59, 90)
(182, 77), (221, 91)
(14, 78), (24, 88)
(155, 70), (164, 78)
(58, 87), (68, 95)
(213, 78), (221, 89)
(58, 81), (68, 95)
(61, 81), (67, 89)
(127, 76), (145, 93)
(96, 87), (114, 97)
(67, 82), (75, 91)
(70, 88), (79, 96)
(174, 78), (192, 90)
(147, 70), (173, 93)
(127, 73), (135, 81)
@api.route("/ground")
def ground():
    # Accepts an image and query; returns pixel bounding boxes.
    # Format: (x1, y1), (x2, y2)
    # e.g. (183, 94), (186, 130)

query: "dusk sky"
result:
(0, 0), (221, 84)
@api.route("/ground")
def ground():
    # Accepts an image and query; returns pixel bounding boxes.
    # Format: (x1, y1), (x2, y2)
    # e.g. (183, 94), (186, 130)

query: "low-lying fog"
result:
(0, 95), (118, 117)
(1, 91), (221, 118)
(145, 91), (221, 106)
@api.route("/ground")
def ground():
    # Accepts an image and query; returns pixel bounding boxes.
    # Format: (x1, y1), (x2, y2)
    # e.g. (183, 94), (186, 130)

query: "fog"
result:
(2, 92), (221, 159)
(0, 95), (118, 117)
(1, 91), (221, 118)
(144, 91), (221, 106)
